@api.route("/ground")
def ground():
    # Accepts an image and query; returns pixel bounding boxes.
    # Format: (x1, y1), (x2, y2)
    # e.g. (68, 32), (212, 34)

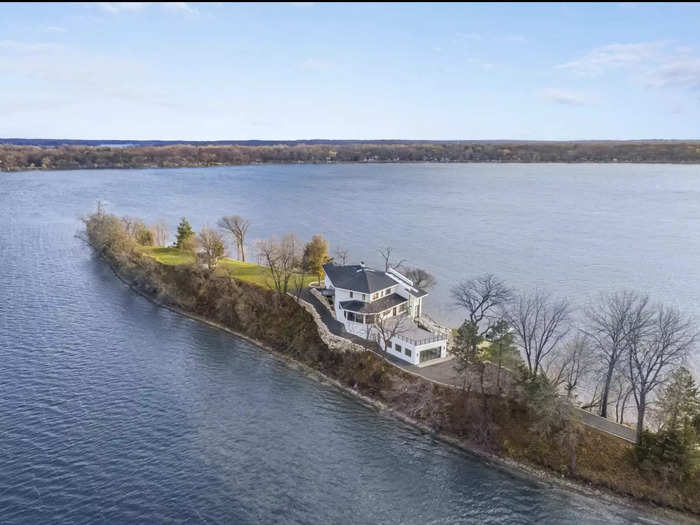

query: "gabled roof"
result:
(340, 293), (407, 314)
(323, 264), (398, 294)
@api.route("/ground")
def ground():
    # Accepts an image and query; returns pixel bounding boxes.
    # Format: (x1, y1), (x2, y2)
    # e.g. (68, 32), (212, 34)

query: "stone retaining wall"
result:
(294, 296), (367, 354)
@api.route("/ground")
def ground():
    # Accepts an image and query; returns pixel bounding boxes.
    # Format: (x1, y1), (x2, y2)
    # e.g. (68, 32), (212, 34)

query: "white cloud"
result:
(538, 88), (589, 106)
(46, 26), (67, 33)
(559, 41), (664, 76)
(96, 2), (147, 13)
(163, 2), (199, 15)
(0, 40), (64, 52)
(94, 2), (198, 15)
(0, 39), (176, 110)
(559, 41), (700, 93)
(649, 57), (700, 89)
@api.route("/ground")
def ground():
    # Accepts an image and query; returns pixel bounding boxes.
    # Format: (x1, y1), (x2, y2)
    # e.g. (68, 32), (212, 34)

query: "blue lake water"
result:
(0, 164), (692, 523)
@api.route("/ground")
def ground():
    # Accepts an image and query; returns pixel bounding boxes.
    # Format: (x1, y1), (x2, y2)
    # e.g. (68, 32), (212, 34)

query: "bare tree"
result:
(290, 266), (308, 302)
(373, 313), (411, 355)
(197, 227), (225, 271)
(379, 246), (406, 272)
(333, 247), (349, 265)
(151, 219), (169, 247)
(504, 290), (570, 378)
(627, 303), (697, 442)
(611, 372), (633, 424)
(547, 334), (594, 399)
(582, 380), (602, 413)
(218, 215), (251, 262)
(584, 291), (650, 419)
(256, 233), (301, 294)
(404, 267), (437, 290)
(451, 274), (512, 337)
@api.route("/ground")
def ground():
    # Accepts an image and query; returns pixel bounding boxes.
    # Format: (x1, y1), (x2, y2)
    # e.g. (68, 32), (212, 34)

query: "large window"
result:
(404, 348), (412, 357)
(349, 291), (354, 298)
(419, 347), (442, 363)
(395, 343), (402, 353)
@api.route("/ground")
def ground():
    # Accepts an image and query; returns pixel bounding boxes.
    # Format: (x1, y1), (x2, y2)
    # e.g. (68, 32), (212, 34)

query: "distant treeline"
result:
(2, 140), (700, 171)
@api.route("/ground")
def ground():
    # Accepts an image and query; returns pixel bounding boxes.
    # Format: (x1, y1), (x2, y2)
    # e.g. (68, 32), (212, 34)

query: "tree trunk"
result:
(240, 241), (245, 262)
(636, 393), (646, 443)
(619, 389), (631, 425)
(599, 364), (615, 418)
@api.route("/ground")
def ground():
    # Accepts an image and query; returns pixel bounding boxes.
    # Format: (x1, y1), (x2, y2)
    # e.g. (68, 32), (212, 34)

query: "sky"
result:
(1, 2), (699, 140)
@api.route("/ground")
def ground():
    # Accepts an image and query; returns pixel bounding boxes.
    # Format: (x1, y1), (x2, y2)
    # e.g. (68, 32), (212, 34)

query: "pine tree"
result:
(659, 367), (700, 436)
(175, 217), (195, 250)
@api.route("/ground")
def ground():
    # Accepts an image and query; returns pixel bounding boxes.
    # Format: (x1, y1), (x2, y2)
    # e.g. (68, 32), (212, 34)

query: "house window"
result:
(362, 294), (366, 301)
(349, 291), (353, 298)
(395, 344), (402, 353)
(404, 348), (412, 357)
(419, 347), (442, 363)
(392, 307), (397, 316)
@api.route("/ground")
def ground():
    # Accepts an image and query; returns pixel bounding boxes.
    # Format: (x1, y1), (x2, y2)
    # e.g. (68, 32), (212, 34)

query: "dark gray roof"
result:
(323, 264), (398, 294)
(340, 293), (407, 314)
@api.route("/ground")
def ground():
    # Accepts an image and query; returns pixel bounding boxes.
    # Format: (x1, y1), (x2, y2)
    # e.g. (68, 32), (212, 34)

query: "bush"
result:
(635, 429), (697, 484)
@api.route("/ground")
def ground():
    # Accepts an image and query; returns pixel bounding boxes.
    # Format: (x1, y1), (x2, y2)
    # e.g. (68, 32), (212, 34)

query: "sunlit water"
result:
(0, 164), (690, 523)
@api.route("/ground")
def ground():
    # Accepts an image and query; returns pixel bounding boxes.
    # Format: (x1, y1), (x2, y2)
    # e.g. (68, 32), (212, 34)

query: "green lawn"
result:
(140, 246), (316, 290)
(141, 246), (195, 265)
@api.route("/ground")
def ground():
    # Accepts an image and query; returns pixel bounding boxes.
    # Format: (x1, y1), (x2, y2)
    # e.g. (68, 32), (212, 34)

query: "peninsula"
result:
(81, 207), (700, 519)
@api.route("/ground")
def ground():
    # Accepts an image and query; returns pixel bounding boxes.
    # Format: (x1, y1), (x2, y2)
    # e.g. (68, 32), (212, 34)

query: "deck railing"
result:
(393, 332), (447, 347)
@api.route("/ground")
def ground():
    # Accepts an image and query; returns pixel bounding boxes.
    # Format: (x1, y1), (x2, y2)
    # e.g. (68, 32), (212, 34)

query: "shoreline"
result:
(5, 159), (700, 174)
(98, 252), (698, 524)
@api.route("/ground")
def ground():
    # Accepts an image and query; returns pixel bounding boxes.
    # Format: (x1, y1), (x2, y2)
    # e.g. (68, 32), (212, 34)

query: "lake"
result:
(0, 164), (692, 523)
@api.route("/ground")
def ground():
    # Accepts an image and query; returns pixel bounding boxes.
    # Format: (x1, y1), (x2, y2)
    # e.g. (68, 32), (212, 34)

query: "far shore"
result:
(2, 139), (700, 172)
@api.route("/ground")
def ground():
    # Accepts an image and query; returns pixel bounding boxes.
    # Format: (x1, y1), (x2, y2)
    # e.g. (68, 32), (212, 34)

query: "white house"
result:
(322, 262), (449, 367)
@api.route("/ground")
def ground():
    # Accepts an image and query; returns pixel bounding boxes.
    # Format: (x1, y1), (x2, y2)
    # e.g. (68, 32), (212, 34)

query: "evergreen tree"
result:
(483, 320), (519, 392)
(659, 367), (700, 436)
(175, 217), (195, 251)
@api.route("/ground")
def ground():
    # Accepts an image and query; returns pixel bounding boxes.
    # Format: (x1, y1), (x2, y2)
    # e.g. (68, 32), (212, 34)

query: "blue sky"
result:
(1, 2), (699, 140)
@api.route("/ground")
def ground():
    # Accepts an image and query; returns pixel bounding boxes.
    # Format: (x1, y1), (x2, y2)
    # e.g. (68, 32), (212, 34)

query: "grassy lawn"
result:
(140, 246), (316, 290)
(141, 246), (195, 265)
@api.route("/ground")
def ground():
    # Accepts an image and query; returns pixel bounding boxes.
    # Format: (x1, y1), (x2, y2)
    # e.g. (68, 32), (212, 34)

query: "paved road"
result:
(573, 407), (636, 443)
